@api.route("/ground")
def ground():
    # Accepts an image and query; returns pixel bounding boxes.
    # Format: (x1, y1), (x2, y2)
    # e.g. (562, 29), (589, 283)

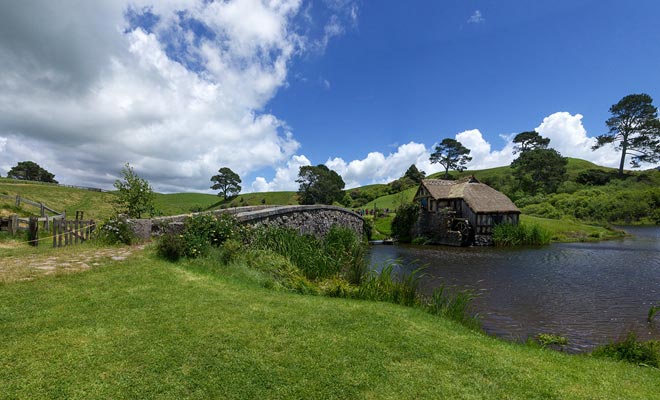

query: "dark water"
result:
(369, 226), (660, 352)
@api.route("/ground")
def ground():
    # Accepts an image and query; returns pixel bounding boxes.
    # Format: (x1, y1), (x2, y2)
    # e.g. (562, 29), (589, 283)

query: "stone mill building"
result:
(413, 176), (520, 246)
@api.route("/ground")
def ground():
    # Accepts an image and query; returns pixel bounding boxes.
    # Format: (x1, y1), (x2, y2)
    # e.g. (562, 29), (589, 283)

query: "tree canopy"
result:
(296, 164), (345, 205)
(511, 148), (567, 194)
(113, 163), (156, 218)
(210, 167), (242, 200)
(512, 131), (550, 154)
(7, 161), (58, 183)
(429, 138), (472, 179)
(403, 164), (426, 184)
(593, 93), (660, 177)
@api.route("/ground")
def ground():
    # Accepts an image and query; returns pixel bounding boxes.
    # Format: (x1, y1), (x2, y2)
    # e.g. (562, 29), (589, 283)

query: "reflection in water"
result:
(369, 226), (660, 352)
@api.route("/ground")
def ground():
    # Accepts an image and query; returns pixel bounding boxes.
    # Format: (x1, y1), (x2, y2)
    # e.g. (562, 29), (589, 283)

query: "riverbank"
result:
(1, 245), (658, 398)
(519, 215), (626, 242)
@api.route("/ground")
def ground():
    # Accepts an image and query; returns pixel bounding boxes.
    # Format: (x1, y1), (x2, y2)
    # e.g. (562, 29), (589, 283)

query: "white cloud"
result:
(326, 142), (443, 188)
(534, 112), (620, 167)
(251, 154), (311, 192)
(455, 129), (515, 169)
(0, 0), (354, 192)
(467, 10), (485, 24)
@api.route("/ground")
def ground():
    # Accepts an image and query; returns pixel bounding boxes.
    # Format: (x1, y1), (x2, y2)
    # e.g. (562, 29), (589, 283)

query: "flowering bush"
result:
(95, 216), (135, 245)
(157, 213), (246, 260)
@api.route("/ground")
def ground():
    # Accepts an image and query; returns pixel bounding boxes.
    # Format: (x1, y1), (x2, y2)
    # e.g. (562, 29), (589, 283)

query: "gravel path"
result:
(1, 245), (145, 282)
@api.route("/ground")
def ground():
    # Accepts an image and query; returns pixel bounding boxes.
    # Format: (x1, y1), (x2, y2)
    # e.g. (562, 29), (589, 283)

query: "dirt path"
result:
(1, 245), (145, 283)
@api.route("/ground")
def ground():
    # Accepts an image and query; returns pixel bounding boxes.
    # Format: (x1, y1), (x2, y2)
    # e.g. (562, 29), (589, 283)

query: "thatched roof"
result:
(419, 178), (520, 214)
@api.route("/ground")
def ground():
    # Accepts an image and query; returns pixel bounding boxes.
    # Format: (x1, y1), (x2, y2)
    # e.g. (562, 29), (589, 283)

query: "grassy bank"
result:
(1, 247), (658, 399)
(521, 215), (626, 242)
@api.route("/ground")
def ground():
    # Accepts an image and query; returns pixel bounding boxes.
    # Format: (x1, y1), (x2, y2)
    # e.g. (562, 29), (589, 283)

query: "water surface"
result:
(369, 226), (660, 352)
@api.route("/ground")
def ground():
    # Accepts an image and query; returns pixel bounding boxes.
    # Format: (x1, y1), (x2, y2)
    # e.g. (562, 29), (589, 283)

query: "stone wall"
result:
(128, 205), (364, 240)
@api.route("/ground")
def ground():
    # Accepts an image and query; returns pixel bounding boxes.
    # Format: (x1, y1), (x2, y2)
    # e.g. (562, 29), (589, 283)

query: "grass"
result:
(0, 181), (117, 220)
(362, 187), (416, 211)
(521, 215), (625, 242)
(1, 248), (659, 398)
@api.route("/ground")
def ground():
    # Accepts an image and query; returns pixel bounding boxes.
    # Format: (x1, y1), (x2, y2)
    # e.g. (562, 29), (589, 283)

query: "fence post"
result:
(15, 195), (20, 208)
(28, 217), (38, 247)
(40, 203), (45, 217)
(53, 219), (58, 248)
(9, 214), (18, 235)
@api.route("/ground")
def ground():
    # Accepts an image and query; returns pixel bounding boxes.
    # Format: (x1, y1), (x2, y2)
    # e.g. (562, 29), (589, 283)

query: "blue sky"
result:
(0, 1), (659, 192)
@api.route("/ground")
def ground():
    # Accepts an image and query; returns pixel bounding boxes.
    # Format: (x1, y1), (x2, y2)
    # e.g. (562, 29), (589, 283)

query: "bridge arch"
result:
(129, 205), (365, 240)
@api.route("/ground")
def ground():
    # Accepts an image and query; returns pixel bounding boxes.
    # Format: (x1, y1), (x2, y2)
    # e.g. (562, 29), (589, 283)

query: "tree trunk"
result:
(618, 136), (628, 178)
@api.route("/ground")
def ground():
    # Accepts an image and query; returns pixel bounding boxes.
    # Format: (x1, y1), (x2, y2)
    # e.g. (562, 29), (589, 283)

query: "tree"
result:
(429, 138), (472, 179)
(511, 148), (567, 194)
(593, 93), (660, 177)
(296, 164), (345, 205)
(113, 163), (156, 218)
(403, 164), (426, 184)
(210, 167), (242, 200)
(512, 131), (550, 154)
(7, 161), (58, 183)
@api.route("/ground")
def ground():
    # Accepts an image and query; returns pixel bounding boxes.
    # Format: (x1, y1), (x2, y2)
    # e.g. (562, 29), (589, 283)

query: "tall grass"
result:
(251, 225), (367, 282)
(592, 332), (660, 368)
(649, 305), (660, 323)
(492, 222), (551, 246)
(426, 284), (479, 329)
(358, 264), (423, 307)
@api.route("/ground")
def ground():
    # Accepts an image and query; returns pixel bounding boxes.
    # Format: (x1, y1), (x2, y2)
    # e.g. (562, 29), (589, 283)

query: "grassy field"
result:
(0, 181), (117, 220)
(362, 187), (417, 211)
(1, 247), (658, 399)
(521, 215), (626, 242)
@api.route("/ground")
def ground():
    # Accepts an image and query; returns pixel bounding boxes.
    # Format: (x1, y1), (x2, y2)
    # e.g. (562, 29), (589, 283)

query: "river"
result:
(368, 226), (660, 352)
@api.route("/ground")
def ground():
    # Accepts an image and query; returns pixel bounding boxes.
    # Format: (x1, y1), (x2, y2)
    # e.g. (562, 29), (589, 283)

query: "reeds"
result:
(492, 223), (551, 246)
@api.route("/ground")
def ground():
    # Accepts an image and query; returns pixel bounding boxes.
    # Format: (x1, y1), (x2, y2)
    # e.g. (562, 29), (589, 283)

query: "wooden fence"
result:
(51, 218), (95, 248)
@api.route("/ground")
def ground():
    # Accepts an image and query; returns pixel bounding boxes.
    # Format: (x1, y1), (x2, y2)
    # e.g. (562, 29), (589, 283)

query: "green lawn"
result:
(521, 215), (626, 242)
(1, 248), (658, 399)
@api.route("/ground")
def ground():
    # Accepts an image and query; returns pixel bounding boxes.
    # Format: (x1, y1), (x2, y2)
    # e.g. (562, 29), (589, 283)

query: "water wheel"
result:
(452, 219), (473, 245)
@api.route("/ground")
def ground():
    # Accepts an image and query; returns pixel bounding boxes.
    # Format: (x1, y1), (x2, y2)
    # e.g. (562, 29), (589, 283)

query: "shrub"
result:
(576, 169), (612, 186)
(95, 216), (135, 245)
(156, 233), (186, 261)
(391, 203), (419, 243)
(592, 332), (660, 368)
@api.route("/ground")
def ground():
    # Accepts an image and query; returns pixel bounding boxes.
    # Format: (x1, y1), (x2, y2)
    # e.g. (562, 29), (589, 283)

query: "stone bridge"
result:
(129, 205), (365, 240)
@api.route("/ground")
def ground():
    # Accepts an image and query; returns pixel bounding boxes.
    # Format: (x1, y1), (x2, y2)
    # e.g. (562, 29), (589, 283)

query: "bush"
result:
(156, 233), (186, 261)
(592, 332), (660, 368)
(358, 264), (423, 307)
(391, 203), (419, 243)
(95, 216), (135, 245)
(576, 169), (612, 186)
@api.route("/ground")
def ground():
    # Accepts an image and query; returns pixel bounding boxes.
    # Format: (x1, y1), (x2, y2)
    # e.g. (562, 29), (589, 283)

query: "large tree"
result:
(210, 167), (242, 200)
(593, 93), (660, 177)
(512, 131), (550, 154)
(429, 138), (472, 179)
(113, 163), (156, 218)
(7, 161), (58, 183)
(511, 148), (567, 194)
(403, 164), (426, 184)
(296, 164), (345, 205)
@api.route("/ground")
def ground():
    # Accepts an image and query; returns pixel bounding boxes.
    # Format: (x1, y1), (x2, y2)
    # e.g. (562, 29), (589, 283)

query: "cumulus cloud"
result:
(251, 154), (311, 192)
(534, 112), (620, 166)
(0, 0), (355, 192)
(317, 112), (628, 190)
(325, 142), (444, 188)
